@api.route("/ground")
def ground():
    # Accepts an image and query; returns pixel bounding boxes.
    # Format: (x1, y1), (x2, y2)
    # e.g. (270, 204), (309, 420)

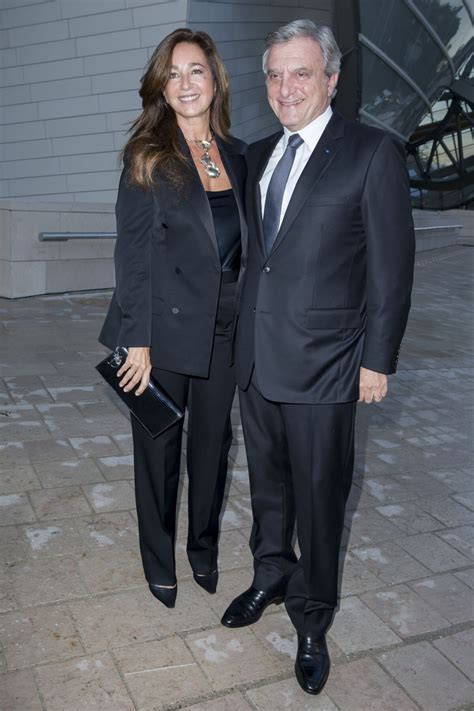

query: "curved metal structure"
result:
(350, 0), (473, 209)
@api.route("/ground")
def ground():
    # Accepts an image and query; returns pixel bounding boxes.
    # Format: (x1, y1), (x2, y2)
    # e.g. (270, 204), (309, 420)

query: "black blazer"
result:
(234, 110), (415, 403)
(99, 133), (247, 378)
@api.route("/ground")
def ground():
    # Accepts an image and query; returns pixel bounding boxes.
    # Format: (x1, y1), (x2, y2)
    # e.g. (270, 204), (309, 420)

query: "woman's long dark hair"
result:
(123, 28), (231, 189)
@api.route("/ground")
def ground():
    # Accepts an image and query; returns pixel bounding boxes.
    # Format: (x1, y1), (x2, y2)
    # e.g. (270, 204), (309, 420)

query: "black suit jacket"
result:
(234, 110), (415, 403)
(99, 134), (247, 378)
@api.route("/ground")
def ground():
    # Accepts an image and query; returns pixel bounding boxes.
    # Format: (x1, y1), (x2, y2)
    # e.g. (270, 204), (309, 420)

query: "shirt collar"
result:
(283, 105), (333, 151)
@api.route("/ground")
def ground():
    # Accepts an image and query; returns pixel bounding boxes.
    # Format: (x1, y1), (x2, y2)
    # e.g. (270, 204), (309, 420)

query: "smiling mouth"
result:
(279, 99), (304, 107)
(179, 94), (200, 103)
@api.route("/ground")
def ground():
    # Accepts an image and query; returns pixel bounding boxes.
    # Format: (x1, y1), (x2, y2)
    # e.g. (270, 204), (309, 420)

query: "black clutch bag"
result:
(95, 347), (184, 438)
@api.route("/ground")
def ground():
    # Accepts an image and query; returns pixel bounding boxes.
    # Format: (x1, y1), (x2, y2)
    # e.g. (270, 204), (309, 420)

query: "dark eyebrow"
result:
(170, 62), (206, 69)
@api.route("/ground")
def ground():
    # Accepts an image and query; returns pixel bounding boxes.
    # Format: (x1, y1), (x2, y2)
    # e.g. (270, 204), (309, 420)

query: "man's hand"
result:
(358, 367), (388, 404)
(117, 346), (151, 396)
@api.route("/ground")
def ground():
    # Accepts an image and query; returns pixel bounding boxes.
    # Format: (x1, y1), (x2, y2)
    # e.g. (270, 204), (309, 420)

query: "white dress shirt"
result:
(260, 106), (333, 229)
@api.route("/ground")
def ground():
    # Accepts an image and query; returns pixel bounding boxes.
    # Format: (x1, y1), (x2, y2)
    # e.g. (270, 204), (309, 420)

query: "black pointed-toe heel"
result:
(193, 570), (218, 594)
(148, 583), (177, 608)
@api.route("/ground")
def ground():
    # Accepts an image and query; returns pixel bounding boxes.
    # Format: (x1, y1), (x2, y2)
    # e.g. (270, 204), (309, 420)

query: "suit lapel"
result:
(251, 131), (282, 255)
(179, 132), (220, 259)
(269, 112), (345, 255)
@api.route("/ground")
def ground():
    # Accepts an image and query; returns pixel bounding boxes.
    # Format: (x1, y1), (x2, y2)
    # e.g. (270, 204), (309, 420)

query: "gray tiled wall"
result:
(0, 0), (334, 203)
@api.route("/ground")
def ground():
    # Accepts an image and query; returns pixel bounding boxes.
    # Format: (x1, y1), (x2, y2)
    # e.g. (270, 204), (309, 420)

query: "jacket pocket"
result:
(305, 307), (362, 329)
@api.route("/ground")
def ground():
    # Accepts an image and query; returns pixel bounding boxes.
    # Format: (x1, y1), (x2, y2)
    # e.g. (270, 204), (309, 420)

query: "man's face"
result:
(265, 36), (338, 131)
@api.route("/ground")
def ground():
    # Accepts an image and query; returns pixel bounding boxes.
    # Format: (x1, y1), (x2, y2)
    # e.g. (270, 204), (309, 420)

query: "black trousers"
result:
(239, 372), (356, 636)
(132, 281), (237, 586)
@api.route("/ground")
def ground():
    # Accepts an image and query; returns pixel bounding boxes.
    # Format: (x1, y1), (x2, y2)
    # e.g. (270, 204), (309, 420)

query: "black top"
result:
(206, 188), (241, 272)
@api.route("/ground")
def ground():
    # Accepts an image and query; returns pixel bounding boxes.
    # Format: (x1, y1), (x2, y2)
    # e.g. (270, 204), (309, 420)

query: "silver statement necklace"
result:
(186, 136), (220, 178)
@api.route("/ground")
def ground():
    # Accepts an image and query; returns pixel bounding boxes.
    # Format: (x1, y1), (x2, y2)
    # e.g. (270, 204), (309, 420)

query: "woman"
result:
(99, 28), (246, 608)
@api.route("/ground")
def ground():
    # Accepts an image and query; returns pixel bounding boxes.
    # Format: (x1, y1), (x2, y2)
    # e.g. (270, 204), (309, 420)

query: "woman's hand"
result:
(117, 347), (151, 396)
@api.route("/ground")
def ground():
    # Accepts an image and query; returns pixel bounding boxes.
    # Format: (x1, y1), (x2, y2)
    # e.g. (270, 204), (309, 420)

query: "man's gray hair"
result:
(262, 19), (342, 77)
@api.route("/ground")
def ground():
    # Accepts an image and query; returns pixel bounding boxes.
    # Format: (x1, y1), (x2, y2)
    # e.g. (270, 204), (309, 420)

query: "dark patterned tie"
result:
(263, 133), (304, 255)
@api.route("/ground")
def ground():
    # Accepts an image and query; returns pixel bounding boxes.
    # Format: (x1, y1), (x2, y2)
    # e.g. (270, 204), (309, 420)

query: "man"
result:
(221, 20), (415, 695)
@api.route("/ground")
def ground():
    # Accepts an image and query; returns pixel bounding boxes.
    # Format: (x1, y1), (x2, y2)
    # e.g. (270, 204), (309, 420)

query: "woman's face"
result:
(163, 42), (215, 126)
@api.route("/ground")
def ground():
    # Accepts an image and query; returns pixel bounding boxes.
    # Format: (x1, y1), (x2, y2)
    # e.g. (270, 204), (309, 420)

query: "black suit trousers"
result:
(239, 372), (356, 635)
(131, 281), (237, 585)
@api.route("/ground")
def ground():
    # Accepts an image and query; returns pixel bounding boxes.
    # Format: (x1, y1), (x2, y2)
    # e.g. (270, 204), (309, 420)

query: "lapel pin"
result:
(324, 148), (331, 155)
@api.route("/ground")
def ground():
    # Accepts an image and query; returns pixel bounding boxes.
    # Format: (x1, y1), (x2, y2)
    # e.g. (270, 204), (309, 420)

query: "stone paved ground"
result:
(0, 244), (473, 711)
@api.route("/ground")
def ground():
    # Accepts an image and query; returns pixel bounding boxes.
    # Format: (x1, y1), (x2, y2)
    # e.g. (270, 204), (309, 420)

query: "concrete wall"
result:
(0, 199), (115, 298)
(0, 0), (188, 204)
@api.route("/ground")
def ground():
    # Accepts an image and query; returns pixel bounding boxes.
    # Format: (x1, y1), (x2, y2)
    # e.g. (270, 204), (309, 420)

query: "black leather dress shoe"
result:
(221, 585), (285, 628)
(193, 570), (218, 594)
(294, 634), (330, 695)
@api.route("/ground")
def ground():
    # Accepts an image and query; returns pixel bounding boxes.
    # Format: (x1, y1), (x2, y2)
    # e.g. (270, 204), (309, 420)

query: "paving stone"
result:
(96, 454), (134, 480)
(186, 625), (278, 692)
(452, 490), (474, 510)
(220, 500), (250, 530)
(391, 471), (451, 498)
(29, 485), (92, 519)
(325, 657), (418, 710)
(112, 432), (134, 454)
(360, 476), (418, 505)
(0, 464), (41, 494)
(10, 555), (89, 607)
(0, 668), (43, 710)
(328, 596), (401, 654)
(419, 494), (473, 527)
(351, 541), (430, 585)
(378, 641), (474, 710)
(0, 419), (52, 443)
(438, 525), (474, 560)
(23, 437), (76, 463)
(228, 467), (251, 495)
(69, 435), (121, 458)
(455, 566), (474, 589)
(229, 441), (247, 467)
(0, 441), (31, 467)
(70, 582), (218, 653)
(0, 563), (16, 613)
(0, 525), (30, 563)
(361, 583), (450, 638)
(376, 501), (444, 534)
(0, 604), (83, 669)
(246, 678), (338, 710)
(81, 480), (135, 513)
(113, 636), (212, 709)
(33, 458), (105, 488)
(339, 550), (385, 596)
(77, 546), (144, 594)
(74, 511), (139, 552)
(429, 468), (473, 492)
(0, 492), (36, 524)
(410, 573), (474, 624)
(346, 508), (401, 544)
(433, 629), (474, 681)
(398, 532), (470, 572)
(35, 402), (82, 420)
(185, 692), (253, 710)
(35, 652), (134, 711)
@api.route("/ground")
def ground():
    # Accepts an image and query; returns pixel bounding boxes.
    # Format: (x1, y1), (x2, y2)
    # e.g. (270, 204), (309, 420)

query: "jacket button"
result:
(175, 267), (181, 274)
(253, 308), (256, 313)
(171, 307), (180, 315)
(263, 266), (270, 273)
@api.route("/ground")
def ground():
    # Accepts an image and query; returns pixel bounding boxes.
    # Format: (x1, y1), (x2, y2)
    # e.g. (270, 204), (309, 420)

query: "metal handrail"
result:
(414, 224), (462, 231)
(39, 231), (116, 242)
(38, 225), (463, 242)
